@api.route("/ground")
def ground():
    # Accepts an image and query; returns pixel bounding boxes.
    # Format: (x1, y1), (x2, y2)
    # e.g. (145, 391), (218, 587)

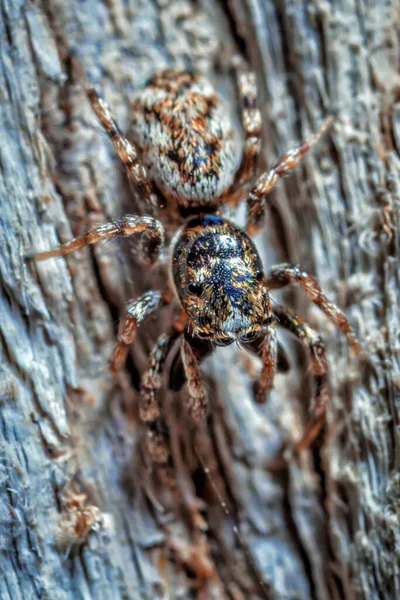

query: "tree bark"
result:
(0, 1), (398, 599)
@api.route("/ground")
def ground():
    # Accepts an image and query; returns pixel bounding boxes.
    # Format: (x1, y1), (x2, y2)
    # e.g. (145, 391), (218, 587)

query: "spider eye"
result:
(255, 271), (264, 281)
(188, 282), (203, 296)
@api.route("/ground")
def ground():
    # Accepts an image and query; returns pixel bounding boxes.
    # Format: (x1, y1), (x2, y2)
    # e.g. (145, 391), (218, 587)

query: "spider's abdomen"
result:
(130, 71), (241, 209)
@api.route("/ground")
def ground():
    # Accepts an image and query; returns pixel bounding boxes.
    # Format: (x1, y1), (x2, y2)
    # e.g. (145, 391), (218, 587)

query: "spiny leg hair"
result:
(273, 306), (329, 451)
(110, 290), (162, 376)
(266, 263), (362, 355)
(26, 215), (164, 264)
(246, 116), (333, 234)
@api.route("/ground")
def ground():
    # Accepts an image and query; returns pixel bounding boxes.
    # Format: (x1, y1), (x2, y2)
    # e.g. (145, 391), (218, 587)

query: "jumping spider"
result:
(28, 58), (361, 468)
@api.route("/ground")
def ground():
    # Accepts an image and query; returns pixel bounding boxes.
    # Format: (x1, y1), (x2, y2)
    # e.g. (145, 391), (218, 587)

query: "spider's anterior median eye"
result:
(188, 282), (203, 296)
(255, 271), (264, 281)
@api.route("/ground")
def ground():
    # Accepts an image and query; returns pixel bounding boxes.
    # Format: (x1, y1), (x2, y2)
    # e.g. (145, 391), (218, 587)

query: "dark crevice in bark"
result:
(202, 424), (273, 598)
(282, 470), (318, 600)
(273, 2), (304, 134)
(216, 0), (248, 59)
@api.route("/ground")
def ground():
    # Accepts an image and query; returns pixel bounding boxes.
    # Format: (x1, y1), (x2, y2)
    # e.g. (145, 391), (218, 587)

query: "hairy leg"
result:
(169, 335), (214, 392)
(110, 291), (163, 376)
(253, 322), (278, 404)
(273, 306), (329, 451)
(140, 311), (190, 463)
(246, 117), (333, 234)
(230, 55), (262, 189)
(141, 331), (179, 464)
(141, 333), (173, 423)
(73, 60), (161, 211)
(140, 330), (217, 579)
(180, 337), (209, 421)
(266, 263), (362, 355)
(26, 214), (164, 264)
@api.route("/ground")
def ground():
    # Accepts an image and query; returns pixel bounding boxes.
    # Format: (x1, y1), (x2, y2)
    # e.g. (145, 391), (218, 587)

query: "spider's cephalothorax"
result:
(28, 58), (362, 472)
(172, 214), (272, 344)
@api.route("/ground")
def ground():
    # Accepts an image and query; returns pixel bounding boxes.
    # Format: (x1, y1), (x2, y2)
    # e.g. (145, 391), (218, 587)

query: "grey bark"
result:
(0, 1), (398, 599)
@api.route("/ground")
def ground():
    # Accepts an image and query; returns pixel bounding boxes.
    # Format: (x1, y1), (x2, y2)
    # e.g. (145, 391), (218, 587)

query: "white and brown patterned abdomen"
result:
(130, 71), (241, 209)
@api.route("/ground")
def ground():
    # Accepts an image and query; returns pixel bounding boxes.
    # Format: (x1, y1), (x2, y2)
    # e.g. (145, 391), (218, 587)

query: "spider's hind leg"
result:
(230, 55), (262, 190)
(73, 59), (161, 212)
(246, 117), (333, 235)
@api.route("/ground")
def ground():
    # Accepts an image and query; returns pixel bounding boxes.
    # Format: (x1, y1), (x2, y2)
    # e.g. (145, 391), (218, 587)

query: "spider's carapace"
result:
(172, 214), (272, 344)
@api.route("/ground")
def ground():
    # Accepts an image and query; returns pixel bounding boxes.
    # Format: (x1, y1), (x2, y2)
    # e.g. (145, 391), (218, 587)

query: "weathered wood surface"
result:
(0, 0), (398, 599)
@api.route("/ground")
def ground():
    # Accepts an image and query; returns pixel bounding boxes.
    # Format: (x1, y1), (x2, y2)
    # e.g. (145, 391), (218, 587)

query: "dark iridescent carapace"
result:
(172, 215), (273, 344)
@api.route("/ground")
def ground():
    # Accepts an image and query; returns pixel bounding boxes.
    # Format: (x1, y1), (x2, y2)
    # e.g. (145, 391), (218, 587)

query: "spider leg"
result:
(73, 61), (161, 211)
(169, 335), (214, 392)
(180, 337), (209, 421)
(26, 215), (164, 264)
(140, 311), (190, 463)
(230, 55), (262, 189)
(141, 329), (218, 577)
(246, 117), (333, 234)
(245, 334), (290, 374)
(141, 333), (211, 491)
(110, 290), (163, 376)
(273, 306), (329, 451)
(253, 322), (278, 404)
(266, 263), (362, 355)
(141, 331), (180, 464)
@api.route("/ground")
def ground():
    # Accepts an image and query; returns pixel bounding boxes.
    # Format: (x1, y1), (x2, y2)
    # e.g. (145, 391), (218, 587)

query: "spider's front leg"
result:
(246, 117), (333, 235)
(180, 337), (209, 421)
(253, 264), (361, 462)
(140, 328), (216, 580)
(266, 263), (362, 355)
(140, 330), (180, 463)
(273, 306), (329, 452)
(140, 329), (211, 465)
(253, 321), (278, 404)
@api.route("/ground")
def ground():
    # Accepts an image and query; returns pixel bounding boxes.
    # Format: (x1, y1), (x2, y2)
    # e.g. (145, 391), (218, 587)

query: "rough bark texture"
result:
(0, 1), (398, 599)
